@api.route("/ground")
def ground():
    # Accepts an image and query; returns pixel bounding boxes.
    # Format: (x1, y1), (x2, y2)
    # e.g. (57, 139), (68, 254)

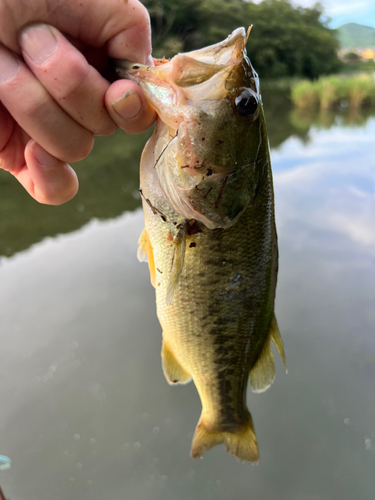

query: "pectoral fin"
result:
(137, 228), (156, 287)
(137, 228), (148, 262)
(166, 223), (187, 305)
(161, 338), (191, 385)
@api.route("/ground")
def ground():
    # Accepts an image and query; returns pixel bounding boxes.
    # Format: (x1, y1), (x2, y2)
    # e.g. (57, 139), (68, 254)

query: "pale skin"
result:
(0, 0), (156, 205)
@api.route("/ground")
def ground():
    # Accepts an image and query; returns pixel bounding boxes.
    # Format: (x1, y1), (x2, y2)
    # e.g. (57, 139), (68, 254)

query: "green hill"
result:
(337, 23), (375, 49)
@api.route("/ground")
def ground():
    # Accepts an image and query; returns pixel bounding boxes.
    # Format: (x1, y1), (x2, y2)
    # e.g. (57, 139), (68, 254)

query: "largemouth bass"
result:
(116, 27), (286, 463)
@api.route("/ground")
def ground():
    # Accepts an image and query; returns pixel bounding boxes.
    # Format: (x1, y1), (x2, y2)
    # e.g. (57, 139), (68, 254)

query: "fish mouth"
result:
(116, 26), (251, 73)
(114, 27), (256, 120)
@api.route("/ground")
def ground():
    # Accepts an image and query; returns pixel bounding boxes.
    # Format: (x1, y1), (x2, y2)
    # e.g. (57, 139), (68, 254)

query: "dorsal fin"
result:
(249, 339), (275, 393)
(249, 315), (287, 393)
(269, 315), (287, 372)
(166, 223), (187, 305)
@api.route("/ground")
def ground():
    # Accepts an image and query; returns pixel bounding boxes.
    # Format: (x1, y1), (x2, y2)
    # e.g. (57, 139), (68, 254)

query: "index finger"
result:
(0, 0), (151, 63)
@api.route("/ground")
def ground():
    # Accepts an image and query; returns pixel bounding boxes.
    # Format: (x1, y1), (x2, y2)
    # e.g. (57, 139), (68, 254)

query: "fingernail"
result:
(0, 46), (21, 83)
(145, 54), (154, 67)
(29, 141), (59, 167)
(20, 24), (57, 65)
(112, 90), (142, 120)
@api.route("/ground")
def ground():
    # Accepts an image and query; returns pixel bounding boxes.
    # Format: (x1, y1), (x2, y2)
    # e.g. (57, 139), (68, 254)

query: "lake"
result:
(0, 93), (374, 500)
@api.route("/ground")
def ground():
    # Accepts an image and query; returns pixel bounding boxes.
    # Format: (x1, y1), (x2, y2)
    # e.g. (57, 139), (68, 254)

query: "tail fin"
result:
(190, 414), (259, 463)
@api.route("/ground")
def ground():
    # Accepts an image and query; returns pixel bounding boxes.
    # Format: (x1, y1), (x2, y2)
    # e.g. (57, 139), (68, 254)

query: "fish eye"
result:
(234, 89), (258, 118)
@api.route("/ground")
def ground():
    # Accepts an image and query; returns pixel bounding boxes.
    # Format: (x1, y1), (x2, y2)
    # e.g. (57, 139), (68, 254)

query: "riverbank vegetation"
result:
(291, 74), (375, 109)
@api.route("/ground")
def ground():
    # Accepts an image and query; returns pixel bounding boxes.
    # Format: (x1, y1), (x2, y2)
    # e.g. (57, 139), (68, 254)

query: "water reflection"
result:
(0, 130), (148, 258)
(1, 94), (374, 260)
(0, 104), (374, 500)
(289, 106), (375, 134)
(262, 87), (375, 148)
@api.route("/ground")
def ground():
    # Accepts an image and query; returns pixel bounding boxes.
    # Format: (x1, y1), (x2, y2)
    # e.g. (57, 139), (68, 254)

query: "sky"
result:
(292, 0), (375, 29)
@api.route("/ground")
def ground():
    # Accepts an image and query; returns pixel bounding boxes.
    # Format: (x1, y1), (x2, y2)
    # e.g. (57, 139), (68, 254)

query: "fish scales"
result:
(116, 27), (286, 463)
(157, 188), (275, 422)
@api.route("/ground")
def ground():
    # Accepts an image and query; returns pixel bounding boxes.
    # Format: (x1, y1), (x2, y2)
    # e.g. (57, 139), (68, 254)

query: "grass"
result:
(291, 74), (375, 109)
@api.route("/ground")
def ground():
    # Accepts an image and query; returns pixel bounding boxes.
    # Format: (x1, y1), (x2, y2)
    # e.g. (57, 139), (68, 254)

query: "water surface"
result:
(0, 102), (374, 500)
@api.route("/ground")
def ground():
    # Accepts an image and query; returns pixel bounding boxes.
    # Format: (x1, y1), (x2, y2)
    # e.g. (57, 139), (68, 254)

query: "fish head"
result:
(116, 28), (270, 229)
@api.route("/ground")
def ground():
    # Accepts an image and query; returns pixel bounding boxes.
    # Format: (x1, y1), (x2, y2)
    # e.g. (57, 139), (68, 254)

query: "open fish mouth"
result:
(114, 27), (257, 121)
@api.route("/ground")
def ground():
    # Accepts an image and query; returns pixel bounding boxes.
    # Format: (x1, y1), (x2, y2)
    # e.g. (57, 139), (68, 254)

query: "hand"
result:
(0, 485), (7, 500)
(0, 0), (156, 205)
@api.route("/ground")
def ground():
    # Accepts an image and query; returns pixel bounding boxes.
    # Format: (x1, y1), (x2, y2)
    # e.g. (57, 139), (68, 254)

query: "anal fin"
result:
(161, 338), (191, 385)
(137, 228), (156, 288)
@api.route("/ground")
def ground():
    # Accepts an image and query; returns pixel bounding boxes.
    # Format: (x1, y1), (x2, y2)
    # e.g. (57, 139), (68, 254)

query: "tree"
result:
(342, 52), (361, 64)
(244, 0), (341, 78)
(142, 0), (341, 79)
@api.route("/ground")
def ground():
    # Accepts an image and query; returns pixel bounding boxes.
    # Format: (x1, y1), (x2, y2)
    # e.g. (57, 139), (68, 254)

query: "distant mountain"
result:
(337, 23), (375, 49)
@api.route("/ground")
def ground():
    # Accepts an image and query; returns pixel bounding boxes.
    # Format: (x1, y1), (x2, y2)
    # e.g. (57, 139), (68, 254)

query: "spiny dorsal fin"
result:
(250, 339), (275, 393)
(166, 222), (187, 306)
(269, 315), (287, 372)
(161, 338), (191, 385)
(137, 228), (156, 287)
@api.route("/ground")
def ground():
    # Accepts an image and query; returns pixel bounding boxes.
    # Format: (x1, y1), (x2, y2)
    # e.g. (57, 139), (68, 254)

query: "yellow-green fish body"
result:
(117, 27), (286, 462)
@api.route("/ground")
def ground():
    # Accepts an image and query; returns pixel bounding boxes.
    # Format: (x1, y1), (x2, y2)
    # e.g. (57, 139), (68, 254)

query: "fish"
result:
(116, 27), (286, 463)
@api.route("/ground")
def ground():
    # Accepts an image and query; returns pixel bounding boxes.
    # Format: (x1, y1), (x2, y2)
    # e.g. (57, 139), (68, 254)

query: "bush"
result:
(291, 74), (375, 109)
(291, 80), (320, 108)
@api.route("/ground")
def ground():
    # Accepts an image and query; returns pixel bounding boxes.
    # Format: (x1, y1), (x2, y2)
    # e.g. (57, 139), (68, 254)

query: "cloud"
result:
(291, 0), (375, 28)
(272, 121), (375, 254)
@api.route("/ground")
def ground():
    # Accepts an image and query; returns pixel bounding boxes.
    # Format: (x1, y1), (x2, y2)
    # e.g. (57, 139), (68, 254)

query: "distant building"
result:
(338, 47), (375, 63)
(362, 48), (375, 61)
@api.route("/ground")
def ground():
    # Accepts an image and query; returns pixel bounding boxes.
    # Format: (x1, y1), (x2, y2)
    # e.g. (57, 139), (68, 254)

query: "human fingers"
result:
(19, 24), (117, 137)
(105, 80), (156, 135)
(0, 43), (94, 163)
(1, 0), (152, 64)
(104, 0), (152, 63)
(23, 140), (79, 205)
(0, 102), (26, 180)
(1, 0), (153, 140)
(0, 105), (78, 205)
